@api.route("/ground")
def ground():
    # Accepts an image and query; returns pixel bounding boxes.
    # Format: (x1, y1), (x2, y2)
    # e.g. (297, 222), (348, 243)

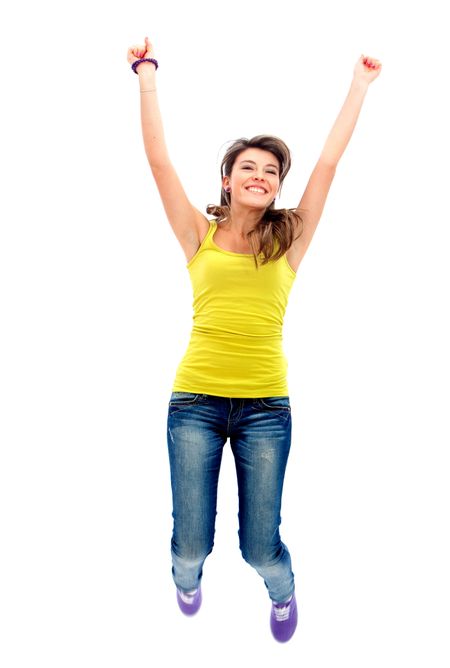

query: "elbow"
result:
(146, 152), (171, 172)
(318, 156), (338, 170)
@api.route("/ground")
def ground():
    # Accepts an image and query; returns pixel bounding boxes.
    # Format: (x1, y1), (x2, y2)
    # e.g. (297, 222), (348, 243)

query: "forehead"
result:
(236, 147), (280, 169)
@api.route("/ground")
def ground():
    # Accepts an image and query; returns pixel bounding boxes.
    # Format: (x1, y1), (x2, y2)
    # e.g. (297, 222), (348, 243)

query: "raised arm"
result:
(127, 37), (208, 259)
(291, 55), (382, 266)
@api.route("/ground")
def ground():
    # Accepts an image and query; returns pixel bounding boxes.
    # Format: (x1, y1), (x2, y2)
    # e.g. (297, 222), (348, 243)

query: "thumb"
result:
(145, 36), (154, 53)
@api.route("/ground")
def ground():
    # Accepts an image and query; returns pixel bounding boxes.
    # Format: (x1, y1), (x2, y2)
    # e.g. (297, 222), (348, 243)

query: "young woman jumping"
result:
(127, 36), (382, 643)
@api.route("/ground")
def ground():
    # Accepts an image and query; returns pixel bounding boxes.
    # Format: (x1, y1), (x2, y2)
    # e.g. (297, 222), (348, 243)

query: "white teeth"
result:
(247, 187), (266, 193)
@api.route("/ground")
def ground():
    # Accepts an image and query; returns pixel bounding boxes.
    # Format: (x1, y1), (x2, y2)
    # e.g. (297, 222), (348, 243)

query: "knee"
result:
(240, 540), (284, 569)
(171, 537), (214, 564)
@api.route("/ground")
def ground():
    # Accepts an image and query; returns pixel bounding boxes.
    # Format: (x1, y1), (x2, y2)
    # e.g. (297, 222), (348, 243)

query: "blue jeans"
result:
(166, 392), (295, 603)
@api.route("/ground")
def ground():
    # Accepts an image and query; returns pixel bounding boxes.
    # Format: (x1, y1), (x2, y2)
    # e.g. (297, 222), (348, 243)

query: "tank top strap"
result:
(202, 219), (217, 249)
(204, 219), (284, 259)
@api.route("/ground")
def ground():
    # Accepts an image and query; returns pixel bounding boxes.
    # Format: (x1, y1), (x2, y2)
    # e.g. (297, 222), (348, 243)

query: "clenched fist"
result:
(127, 36), (156, 69)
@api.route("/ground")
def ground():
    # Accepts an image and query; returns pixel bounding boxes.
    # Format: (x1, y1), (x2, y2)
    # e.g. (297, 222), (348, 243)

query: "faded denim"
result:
(167, 391), (295, 603)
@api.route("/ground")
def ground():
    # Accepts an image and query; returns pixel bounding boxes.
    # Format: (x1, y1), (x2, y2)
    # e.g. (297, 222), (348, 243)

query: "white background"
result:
(1, 0), (449, 666)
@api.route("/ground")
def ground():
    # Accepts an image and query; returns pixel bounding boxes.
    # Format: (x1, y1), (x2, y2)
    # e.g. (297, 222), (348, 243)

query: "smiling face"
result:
(223, 147), (281, 210)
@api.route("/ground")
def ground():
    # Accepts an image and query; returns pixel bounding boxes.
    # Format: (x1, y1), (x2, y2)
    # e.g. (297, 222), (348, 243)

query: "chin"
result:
(242, 196), (272, 209)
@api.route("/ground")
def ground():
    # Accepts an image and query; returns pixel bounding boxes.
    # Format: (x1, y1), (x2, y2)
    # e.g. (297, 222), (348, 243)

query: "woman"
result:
(127, 37), (382, 643)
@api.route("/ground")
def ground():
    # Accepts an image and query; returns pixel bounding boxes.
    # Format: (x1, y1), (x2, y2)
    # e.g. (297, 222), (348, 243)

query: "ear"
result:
(222, 176), (230, 191)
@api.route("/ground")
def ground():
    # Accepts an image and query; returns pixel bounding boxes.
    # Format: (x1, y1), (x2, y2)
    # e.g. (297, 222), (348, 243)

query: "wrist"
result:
(350, 77), (369, 94)
(135, 61), (157, 74)
(137, 65), (157, 87)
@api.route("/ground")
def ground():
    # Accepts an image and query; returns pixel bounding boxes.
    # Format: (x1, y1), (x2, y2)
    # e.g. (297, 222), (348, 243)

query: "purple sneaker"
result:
(176, 585), (202, 616)
(270, 593), (298, 642)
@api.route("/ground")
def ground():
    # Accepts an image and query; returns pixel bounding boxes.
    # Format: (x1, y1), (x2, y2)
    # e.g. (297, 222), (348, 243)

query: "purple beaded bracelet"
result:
(131, 57), (159, 74)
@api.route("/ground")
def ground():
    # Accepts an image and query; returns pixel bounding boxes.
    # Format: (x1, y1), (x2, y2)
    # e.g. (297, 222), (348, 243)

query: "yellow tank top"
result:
(172, 219), (297, 398)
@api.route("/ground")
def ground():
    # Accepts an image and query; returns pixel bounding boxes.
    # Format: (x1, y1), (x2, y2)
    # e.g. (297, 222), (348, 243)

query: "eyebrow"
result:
(239, 159), (279, 171)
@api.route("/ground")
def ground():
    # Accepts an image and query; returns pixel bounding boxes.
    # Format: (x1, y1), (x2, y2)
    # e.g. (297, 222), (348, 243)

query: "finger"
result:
(364, 56), (381, 68)
(129, 45), (144, 58)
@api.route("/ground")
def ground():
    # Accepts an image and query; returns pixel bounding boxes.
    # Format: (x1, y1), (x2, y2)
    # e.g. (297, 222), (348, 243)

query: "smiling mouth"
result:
(246, 186), (268, 194)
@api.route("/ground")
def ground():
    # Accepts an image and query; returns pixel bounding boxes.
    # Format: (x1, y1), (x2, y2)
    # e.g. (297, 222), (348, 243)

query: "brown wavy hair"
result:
(206, 135), (304, 269)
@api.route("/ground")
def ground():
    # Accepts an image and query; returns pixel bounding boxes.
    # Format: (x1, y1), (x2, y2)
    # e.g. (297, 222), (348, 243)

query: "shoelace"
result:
(273, 596), (293, 622)
(178, 589), (198, 604)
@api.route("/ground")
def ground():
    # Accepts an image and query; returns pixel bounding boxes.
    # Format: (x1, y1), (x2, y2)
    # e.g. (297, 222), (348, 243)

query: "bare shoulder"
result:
(182, 211), (211, 263)
(196, 212), (212, 242)
(285, 213), (306, 274)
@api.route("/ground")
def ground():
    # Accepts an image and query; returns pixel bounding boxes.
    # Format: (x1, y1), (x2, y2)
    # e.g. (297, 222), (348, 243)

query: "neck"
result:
(225, 203), (263, 238)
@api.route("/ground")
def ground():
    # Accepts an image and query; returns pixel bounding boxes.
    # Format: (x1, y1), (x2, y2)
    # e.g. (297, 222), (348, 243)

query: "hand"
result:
(353, 54), (382, 85)
(127, 36), (155, 67)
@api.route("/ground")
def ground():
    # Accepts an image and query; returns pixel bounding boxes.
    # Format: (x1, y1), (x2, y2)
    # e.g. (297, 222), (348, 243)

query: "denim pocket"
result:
(253, 396), (291, 415)
(169, 391), (203, 406)
(256, 397), (291, 411)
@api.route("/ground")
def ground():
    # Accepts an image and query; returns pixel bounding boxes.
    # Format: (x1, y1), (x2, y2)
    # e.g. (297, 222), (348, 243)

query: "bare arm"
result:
(319, 77), (370, 167)
(127, 38), (208, 256)
(136, 62), (170, 168)
(292, 55), (382, 262)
